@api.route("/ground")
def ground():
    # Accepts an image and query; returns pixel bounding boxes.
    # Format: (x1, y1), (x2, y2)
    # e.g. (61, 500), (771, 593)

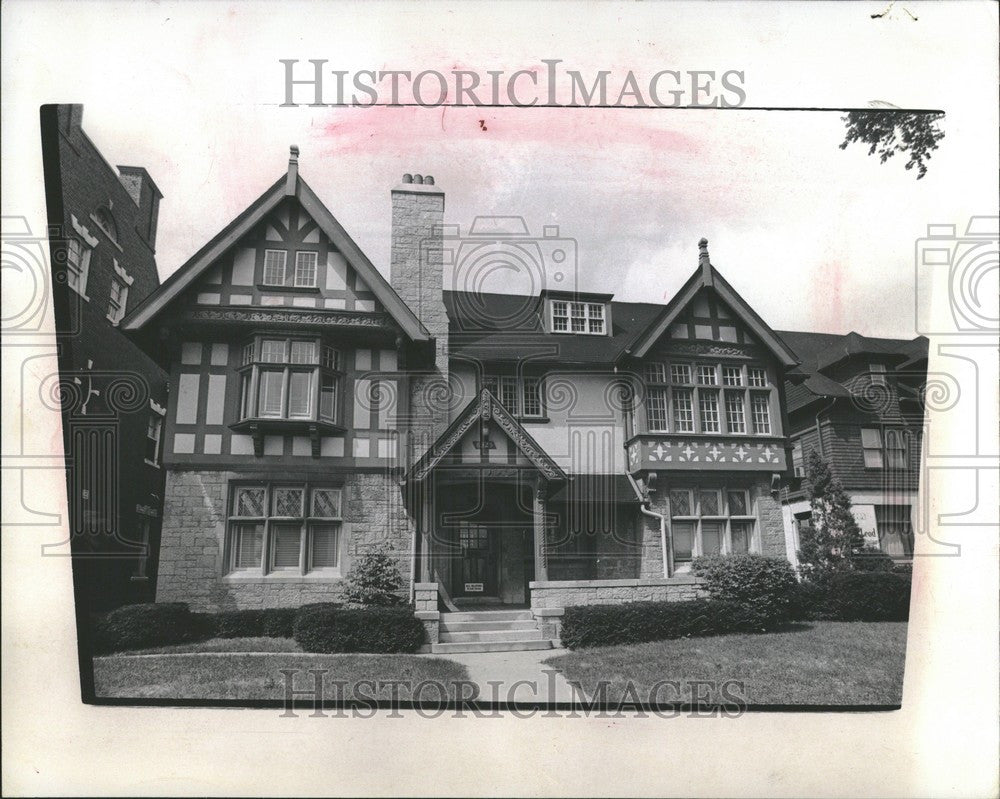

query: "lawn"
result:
(94, 642), (469, 702)
(545, 621), (908, 706)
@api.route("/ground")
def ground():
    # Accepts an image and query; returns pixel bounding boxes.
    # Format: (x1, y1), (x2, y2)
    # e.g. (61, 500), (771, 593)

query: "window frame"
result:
(549, 299), (608, 336)
(107, 278), (129, 324)
(482, 373), (547, 419)
(236, 335), (344, 426)
(668, 487), (757, 563)
(861, 427), (884, 469)
(869, 363), (887, 387)
(293, 251), (319, 288)
(226, 482), (344, 576)
(66, 235), (93, 298)
(144, 412), (164, 467)
(262, 249), (289, 287)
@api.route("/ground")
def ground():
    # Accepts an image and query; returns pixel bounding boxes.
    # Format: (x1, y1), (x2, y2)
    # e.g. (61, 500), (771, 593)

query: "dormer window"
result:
(550, 300), (606, 335)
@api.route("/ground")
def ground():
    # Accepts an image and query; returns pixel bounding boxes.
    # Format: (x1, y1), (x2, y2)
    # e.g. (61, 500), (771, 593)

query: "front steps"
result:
(429, 609), (556, 654)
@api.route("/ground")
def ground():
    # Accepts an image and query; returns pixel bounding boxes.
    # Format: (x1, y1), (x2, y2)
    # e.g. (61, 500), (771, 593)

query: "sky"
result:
(5, 1), (999, 340)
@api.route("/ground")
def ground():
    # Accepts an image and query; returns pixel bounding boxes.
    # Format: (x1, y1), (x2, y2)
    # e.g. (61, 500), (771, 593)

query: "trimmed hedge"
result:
(93, 602), (200, 654)
(560, 599), (750, 650)
(210, 608), (298, 639)
(849, 551), (897, 573)
(692, 554), (799, 631)
(293, 605), (426, 653)
(791, 572), (911, 622)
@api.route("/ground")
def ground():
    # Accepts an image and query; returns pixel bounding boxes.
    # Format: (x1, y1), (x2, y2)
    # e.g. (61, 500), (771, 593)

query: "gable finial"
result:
(285, 145), (299, 195)
(698, 237), (713, 284)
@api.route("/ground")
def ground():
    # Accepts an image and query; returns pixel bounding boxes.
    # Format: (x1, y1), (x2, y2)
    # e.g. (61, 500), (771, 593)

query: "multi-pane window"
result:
(724, 391), (746, 434)
(641, 361), (775, 436)
(238, 336), (343, 424)
(263, 250), (287, 286)
(551, 301), (569, 332)
(483, 375), (545, 418)
(669, 487), (756, 564)
(107, 279), (128, 324)
(228, 483), (343, 574)
(698, 391), (720, 433)
(673, 389), (695, 433)
(144, 414), (163, 466)
(722, 366), (743, 386)
(294, 252), (318, 287)
(66, 237), (92, 296)
(861, 427), (884, 468)
(750, 393), (771, 434)
(791, 440), (805, 477)
(550, 300), (607, 335)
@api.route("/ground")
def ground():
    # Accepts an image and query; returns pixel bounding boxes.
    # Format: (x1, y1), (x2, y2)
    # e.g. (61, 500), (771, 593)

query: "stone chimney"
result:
(118, 165), (164, 251)
(390, 173), (448, 459)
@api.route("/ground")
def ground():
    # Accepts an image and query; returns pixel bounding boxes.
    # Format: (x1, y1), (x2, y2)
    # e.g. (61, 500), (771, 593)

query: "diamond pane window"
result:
(235, 487), (265, 517)
(669, 490), (692, 517)
(727, 490), (749, 515)
(272, 487), (303, 517)
(698, 490), (721, 516)
(311, 488), (342, 518)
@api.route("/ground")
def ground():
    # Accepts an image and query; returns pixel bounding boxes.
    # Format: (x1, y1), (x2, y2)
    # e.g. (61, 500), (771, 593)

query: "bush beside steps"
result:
(93, 602), (425, 655)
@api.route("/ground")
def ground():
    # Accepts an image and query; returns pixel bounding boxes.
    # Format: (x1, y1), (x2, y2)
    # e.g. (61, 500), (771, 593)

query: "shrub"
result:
(343, 545), (405, 607)
(211, 608), (299, 639)
(559, 599), (751, 650)
(93, 602), (206, 654)
(849, 551), (897, 573)
(825, 572), (911, 621)
(788, 580), (835, 621)
(692, 554), (799, 630)
(293, 605), (425, 653)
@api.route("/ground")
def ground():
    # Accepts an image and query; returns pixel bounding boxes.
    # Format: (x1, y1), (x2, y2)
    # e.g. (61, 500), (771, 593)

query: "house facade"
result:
(122, 147), (922, 648)
(41, 104), (169, 610)
(776, 330), (928, 563)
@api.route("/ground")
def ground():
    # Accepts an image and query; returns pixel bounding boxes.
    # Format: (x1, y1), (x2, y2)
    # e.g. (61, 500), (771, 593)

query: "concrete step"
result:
(440, 629), (545, 644)
(430, 639), (554, 654)
(444, 610), (533, 623)
(439, 619), (539, 633)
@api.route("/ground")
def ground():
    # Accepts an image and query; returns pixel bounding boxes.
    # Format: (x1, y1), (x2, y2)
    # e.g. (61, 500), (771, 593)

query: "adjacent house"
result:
(41, 104), (169, 610)
(119, 146), (925, 651)
(776, 330), (928, 563)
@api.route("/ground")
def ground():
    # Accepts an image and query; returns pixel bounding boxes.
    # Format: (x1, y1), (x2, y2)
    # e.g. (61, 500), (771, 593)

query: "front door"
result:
(455, 522), (498, 598)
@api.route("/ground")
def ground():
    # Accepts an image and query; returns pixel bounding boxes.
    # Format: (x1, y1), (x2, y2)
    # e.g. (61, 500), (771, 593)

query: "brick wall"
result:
(156, 469), (416, 611)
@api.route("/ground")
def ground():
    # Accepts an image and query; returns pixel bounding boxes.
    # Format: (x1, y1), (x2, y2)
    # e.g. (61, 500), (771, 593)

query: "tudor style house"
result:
(41, 104), (169, 610)
(776, 330), (928, 563)
(122, 146), (920, 651)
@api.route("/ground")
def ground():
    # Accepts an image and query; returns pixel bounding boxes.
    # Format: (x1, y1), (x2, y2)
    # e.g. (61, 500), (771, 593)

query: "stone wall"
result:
(413, 582), (440, 644)
(156, 468), (416, 611)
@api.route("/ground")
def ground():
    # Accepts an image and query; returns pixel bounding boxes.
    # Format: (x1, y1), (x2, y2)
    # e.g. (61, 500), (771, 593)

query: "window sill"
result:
(143, 459), (161, 469)
(129, 575), (150, 582)
(230, 418), (345, 435)
(68, 286), (90, 303)
(256, 284), (321, 294)
(223, 572), (343, 582)
(517, 416), (549, 423)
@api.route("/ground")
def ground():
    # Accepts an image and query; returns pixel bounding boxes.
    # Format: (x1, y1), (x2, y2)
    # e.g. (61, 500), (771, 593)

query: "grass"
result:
(545, 621), (908, 706)
(94, 649), (469, 701)
(125, 636), (304, 655)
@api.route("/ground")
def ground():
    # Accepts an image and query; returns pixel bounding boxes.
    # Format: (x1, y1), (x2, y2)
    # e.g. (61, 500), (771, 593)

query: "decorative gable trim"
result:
(122, 150), (429, 342)
(405, 389), (567, 483)
(625, 244), (799, 368)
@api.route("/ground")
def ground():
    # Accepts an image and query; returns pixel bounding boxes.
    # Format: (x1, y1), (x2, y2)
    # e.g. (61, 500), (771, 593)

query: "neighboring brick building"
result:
(41, 104), (169, 610)
(776, 330), (928, 563)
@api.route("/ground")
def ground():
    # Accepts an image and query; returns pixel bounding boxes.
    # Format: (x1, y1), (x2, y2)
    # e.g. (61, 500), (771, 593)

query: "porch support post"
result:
(419, 487), (433, 583)
(533, 477), (548, 582)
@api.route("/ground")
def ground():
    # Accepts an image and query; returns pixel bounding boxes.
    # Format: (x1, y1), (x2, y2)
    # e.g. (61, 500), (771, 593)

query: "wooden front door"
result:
(455, 522), (498, 598)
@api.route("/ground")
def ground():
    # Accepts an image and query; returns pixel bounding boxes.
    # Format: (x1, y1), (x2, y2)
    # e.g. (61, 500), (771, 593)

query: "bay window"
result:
(640, 360), (774, 436)
(228, 483), (343, 575)
(237, 336), (342, 425)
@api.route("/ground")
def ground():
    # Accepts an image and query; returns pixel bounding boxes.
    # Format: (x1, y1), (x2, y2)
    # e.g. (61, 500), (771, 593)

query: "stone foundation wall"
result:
(156, 468), (416, 611)
(414, 582), (440, 644)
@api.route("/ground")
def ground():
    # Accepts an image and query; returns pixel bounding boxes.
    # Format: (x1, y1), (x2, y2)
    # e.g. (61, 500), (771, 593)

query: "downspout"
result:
(627, 471), (671, 578)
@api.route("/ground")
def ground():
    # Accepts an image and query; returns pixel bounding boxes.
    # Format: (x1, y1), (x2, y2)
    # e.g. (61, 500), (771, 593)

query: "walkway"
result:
(419, 646), (576, 704)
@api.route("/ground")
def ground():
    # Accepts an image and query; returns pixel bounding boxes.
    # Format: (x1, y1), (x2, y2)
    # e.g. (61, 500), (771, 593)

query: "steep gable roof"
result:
(624, 240), (799, 368)
(122, 148), (429, 341)
(405, 388), (567, 483)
